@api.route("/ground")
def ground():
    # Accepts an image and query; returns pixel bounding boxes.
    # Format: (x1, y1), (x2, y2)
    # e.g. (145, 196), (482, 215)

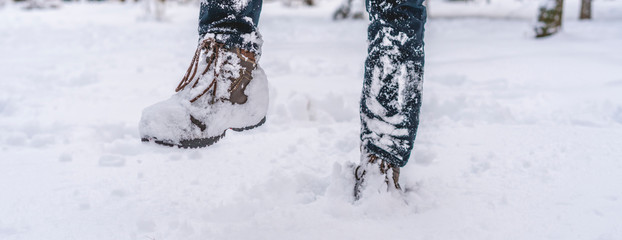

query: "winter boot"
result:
(353, 154), (401, 200)
(139, 36), (268, 148)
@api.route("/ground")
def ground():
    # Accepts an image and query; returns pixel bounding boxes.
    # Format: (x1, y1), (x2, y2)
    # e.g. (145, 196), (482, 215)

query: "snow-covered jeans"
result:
(198, 0), (263, 53)
(199, 0), (426, 168)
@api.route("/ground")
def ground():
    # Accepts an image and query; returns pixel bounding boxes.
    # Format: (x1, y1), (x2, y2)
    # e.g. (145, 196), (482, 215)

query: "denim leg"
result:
(198, 0), (263, 53)
(360, 0), (426, 167)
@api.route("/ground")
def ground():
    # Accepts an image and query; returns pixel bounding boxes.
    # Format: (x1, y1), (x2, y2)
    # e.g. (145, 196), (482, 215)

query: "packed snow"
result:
(1, 1), (622, 239)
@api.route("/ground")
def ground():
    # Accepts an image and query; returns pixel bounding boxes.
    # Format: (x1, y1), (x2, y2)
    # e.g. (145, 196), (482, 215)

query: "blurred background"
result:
(3, 0), (621, 23)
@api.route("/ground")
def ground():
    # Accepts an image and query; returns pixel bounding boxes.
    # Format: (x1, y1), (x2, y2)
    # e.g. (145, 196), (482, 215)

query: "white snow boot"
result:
(139, 36), (268, 148)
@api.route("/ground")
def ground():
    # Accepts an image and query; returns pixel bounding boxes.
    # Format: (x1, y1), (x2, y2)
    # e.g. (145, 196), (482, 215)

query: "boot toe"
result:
(139, 97), (192, 144)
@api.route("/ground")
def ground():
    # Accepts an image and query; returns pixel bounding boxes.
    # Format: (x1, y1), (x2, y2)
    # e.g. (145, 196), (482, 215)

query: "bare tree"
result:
(333, 0), (365, 20)
(535, 0), (564, 38)
(580, 0), (592, 20)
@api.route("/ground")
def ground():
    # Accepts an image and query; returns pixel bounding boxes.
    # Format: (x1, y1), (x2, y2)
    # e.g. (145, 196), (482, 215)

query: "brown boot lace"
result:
(176, 39), (257, 104)
(355, 154), (402, 191)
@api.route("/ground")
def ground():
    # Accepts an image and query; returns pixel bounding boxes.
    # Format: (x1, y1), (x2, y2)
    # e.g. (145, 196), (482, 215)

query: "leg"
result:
(354, 0), (426, 199)
(139, 0), (268, 148)
(361, 0), (426, 168)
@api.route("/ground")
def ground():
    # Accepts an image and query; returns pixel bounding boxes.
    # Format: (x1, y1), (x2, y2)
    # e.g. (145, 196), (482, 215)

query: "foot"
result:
(353, 154), (401, 200)
(139, 36), (268, 148)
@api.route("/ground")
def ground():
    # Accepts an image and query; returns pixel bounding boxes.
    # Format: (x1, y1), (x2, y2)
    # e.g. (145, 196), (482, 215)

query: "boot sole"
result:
(230, 116), (266, 132)
(141, 117), (266, 148)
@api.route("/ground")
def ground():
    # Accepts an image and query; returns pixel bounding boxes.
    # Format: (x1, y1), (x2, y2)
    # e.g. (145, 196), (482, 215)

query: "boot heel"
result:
(230, 117), (266, 132)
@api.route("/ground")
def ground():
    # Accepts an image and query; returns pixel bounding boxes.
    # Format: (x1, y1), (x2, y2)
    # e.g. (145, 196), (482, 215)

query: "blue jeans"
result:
(198, 1), (263, 53)
(199, 0), (426, 167)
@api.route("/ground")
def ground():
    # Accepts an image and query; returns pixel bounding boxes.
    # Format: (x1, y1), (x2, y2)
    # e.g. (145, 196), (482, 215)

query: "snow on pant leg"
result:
(360, 0), (426, 167)
(198, 0), (263, 53)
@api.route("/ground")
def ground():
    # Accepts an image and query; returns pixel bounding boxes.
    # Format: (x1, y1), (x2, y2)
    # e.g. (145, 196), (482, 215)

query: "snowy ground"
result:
(1, 1), (622, 240)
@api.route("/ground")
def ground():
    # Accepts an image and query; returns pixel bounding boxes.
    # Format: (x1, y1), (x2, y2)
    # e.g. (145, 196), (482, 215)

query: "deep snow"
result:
(1, 1), (622, 240)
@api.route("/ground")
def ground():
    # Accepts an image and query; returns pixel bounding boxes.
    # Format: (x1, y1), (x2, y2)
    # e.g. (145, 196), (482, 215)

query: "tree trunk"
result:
(535, 0), (564, 38)
(580, 0), (592, 20)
